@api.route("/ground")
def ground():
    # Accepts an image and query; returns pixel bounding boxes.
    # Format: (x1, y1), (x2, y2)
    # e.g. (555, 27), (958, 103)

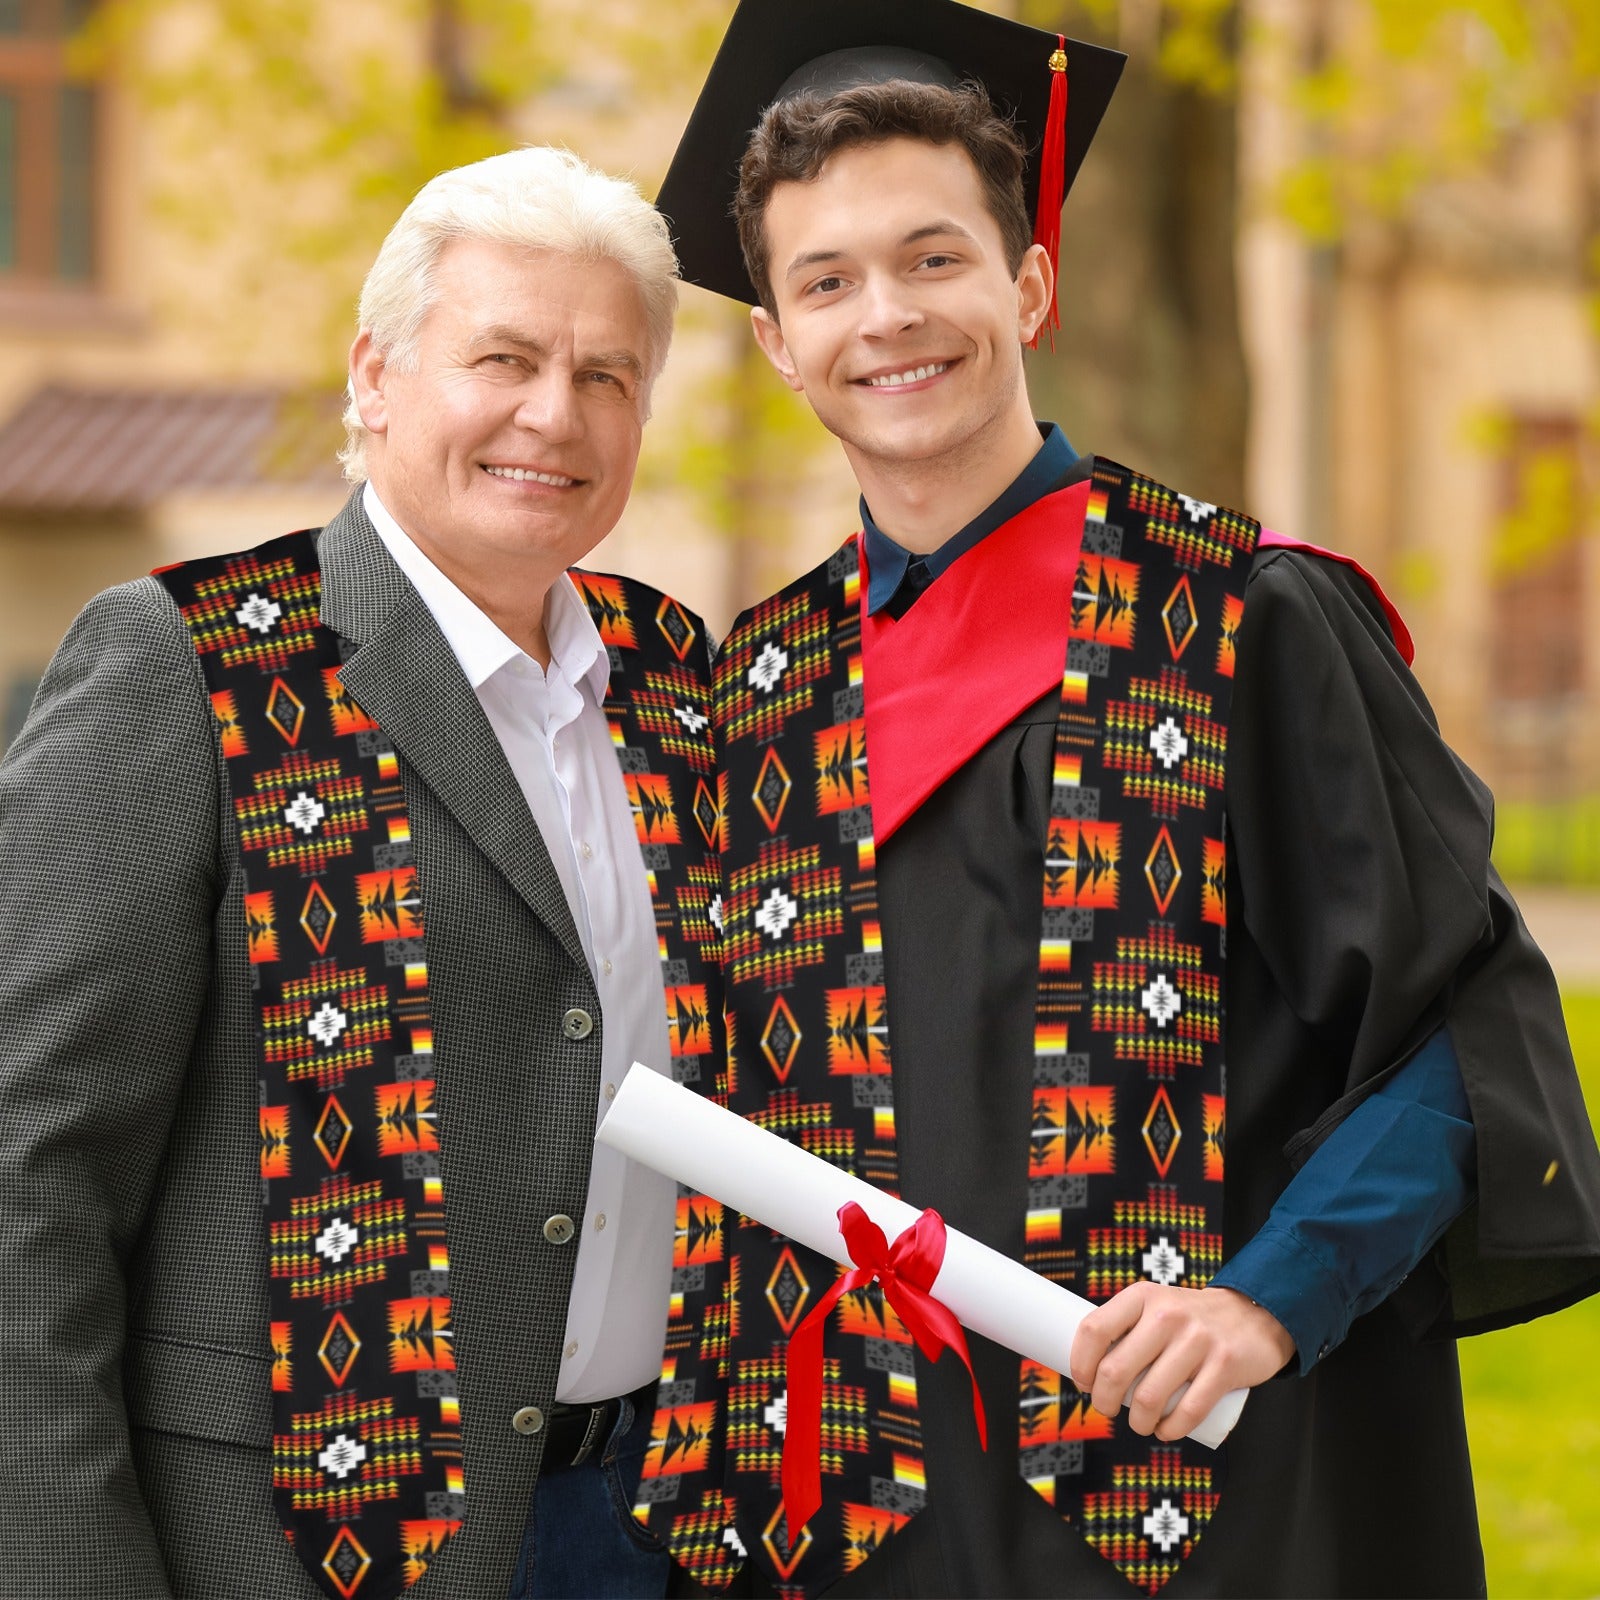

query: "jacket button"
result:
(543, 1214), (576, 1245)
(561, 1008), (594, 1041)
(512, 1405), (545, 1436)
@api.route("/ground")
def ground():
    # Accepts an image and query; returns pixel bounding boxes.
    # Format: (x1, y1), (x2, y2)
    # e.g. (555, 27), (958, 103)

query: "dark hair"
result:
(735, 78), (1032, 316)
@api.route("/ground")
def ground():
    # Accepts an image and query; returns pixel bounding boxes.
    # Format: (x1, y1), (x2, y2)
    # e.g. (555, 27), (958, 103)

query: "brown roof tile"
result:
(0, 386), (347, 512)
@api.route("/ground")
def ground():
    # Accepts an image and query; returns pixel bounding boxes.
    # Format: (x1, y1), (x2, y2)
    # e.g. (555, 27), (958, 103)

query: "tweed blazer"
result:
(0, 494), (693, 1598)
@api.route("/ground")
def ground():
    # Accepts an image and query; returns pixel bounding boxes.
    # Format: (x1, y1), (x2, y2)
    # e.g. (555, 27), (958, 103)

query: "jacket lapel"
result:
(315, 492), (588, 971)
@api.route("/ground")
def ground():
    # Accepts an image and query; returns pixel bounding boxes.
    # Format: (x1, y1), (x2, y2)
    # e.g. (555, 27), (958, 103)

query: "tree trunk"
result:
(1028, 9), (1251, 509)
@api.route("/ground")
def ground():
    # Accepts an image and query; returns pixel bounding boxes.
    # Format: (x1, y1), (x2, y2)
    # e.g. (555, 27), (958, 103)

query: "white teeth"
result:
(484, 465), (577, 486)
(864, 362), (948, 388)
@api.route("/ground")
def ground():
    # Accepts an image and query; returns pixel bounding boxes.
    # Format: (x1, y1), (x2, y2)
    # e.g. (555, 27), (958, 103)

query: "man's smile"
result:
(481, 463), (584, 487)
(854, 359), (957, 391)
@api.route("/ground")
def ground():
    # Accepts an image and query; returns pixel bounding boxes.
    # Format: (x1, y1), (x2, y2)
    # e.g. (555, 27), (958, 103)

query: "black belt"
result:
(543, 1380), (655, 1470)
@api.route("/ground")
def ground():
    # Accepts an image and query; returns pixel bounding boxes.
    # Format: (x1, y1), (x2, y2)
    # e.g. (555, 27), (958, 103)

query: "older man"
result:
(0, 147), (720, 1599)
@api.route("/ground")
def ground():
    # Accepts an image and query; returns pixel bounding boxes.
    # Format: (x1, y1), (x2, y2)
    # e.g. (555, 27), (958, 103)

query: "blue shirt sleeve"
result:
(1210, 1026), (1476, 1372)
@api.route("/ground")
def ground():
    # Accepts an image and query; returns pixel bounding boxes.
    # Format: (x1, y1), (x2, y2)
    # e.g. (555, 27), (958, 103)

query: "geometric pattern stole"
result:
(649, 459), (1258, 1600)
(1017, 461), (1256, 1595)
(155, 535), (723, 1600)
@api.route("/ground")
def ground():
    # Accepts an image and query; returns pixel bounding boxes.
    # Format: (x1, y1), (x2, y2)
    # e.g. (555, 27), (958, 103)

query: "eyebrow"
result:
(783, 219), (980, 281)
(468, 327), (646, 379)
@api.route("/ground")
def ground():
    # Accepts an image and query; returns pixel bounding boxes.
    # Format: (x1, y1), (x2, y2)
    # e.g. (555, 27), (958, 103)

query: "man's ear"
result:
(751, 305), (805, 394)
(349, 330), (390, 436)
(1015, 243), (1055, 346)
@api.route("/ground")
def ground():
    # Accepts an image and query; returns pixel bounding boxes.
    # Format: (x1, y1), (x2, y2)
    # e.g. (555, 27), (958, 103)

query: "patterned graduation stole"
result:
(1016, 462), (1255, 1593)
(158, 532), (463, 1600)
(666, 460), (1258, 1599)
(157, 540), (725, 1600)
(564, 572), (738, 1585)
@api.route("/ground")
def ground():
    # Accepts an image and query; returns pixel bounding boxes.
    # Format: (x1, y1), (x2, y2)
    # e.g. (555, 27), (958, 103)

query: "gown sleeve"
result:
(1226, 548), (1600, 1336)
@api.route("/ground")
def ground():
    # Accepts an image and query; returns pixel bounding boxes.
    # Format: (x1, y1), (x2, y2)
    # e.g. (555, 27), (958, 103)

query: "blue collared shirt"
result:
(860, 422), (1477, 1369)
(862, 423), (1079, 616)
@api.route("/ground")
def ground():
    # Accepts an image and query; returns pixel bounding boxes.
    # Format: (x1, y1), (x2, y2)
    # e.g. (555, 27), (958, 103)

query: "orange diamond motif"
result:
(321, 1526), (372, 1599)
(1142, 1086), (1183, 1178)
(313, 1095), (353, 1170)
(319, 1311), (362, 1386)
(762, 1498), (815, 1581)
(760, 996), (803, 1082)
(1161, 576), (1200, 661)
(1144, 827), (1182, 916)
(752, 746), (792, 833)
(264, 676), (306, 745)
(300, 880), (339, 954)
(765, 1244), (810, 1335)
(656, 595), (698, 662)
(691, 777), (723, 849)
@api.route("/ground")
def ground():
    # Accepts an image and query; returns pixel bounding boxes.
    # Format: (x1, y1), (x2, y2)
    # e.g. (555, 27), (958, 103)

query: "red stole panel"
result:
(861, 482), (1089, 845)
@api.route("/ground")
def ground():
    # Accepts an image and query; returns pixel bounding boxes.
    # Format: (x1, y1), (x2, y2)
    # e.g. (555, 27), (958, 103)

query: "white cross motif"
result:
(1142, 1234), (1187, 1286)
(1177, 494), (1216, 526)
(1141, 973), (1183, 1029)
(754, 886), (799, 942)
(748, 641), (789, 695)
(318, 1432), (368, 1480)
(1149, 717), (1189, 771)
(235, 592), (283, 634)
(1142, 1497), (1191, 1553)
(763, 1391), (788, 1437)
(707, 894), (725, 934)
(308, 1001), (349, 1048)
(674, 702), (710, 734)
(284, 790), (326, 835)
(315, 1216), (359, 1263)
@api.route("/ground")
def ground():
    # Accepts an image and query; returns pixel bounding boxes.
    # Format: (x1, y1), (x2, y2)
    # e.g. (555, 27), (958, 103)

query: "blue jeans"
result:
(508, 1391), (671, 1599)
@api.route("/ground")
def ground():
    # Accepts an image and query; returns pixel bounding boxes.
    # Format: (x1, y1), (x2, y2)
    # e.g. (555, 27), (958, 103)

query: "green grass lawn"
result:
(1459, 990), (1600, 1597)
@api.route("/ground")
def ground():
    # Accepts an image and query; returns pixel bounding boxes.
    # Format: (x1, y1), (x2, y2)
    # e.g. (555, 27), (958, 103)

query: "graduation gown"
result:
(820, 542), (1600, 1598)
(678, 462), (1600, 1600)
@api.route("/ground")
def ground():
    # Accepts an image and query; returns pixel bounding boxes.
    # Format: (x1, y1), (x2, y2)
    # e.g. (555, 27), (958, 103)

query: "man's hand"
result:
(1068, 1284), (1296, 1441)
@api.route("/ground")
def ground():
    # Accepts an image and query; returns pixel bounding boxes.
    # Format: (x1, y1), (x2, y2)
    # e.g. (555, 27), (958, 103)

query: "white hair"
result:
(339, 145), (679, 482)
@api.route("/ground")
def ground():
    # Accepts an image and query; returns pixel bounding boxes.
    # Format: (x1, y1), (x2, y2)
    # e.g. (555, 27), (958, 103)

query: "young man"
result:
(0, 148), (717, 1599)
(636, 2), (1600, 1596)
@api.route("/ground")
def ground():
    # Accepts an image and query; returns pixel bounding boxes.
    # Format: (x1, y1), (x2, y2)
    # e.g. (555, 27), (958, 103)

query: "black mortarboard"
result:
(657, 0), (1126, 318)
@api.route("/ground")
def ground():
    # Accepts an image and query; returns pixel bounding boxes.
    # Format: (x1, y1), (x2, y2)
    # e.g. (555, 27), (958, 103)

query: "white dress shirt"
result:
(364, 483), (675, 1403)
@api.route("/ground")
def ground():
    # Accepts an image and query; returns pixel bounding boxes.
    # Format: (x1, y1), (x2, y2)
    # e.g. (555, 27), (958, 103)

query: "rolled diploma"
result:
(599, 1063), (1245, 1449)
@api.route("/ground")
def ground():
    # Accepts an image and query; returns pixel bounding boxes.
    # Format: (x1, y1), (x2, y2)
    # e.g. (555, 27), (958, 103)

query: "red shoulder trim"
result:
(1256, 530), (1414, 666)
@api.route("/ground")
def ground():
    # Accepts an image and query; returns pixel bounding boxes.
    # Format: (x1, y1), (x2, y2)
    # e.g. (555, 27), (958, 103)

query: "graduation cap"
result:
(657, 0), (1127, 338)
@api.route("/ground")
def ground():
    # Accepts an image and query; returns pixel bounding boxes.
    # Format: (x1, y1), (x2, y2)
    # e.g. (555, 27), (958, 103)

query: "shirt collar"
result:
(362, 481), (609, 701)
(861, 422), (1078, 616)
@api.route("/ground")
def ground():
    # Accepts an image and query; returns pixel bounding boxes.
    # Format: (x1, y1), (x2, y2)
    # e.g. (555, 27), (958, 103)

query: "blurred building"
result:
(1238, 0), (1600, 812)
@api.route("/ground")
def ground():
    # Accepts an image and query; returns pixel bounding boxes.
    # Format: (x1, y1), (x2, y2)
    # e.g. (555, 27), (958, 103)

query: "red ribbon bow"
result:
(782, 1202), (988, 1537)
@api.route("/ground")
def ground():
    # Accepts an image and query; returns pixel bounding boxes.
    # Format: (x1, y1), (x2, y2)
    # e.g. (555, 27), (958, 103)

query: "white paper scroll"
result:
(598, 1062), (1245, 1449)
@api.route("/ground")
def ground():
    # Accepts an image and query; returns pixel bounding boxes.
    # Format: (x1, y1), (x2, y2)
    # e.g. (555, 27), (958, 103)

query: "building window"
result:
(0, 0), (97, 284)
(1490, 417), (1588, 707)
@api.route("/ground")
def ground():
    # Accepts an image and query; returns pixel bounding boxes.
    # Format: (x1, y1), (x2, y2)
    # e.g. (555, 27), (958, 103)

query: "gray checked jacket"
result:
(0, 494), (685, 1597)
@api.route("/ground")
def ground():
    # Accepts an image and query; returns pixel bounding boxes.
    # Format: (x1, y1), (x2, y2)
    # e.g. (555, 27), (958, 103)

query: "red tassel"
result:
(1029, 36), (1069, 352)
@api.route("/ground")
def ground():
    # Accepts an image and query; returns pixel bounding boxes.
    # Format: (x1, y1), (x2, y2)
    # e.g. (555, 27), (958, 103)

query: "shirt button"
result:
(602, 959), (614, 976)
(594, 1213), (607, 1232)
(561, 1008), (593, 1041)
(565, 1341), (579, 1360)
(603, 1083), (617, 1102)
(581, 841), (594, 860)
(543, 1214), (576, 1245)
(512, 1405), (545, 1435)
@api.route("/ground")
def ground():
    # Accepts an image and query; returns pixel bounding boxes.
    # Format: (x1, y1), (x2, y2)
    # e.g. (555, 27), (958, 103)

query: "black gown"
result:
(810, 545), (1600, 1598)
